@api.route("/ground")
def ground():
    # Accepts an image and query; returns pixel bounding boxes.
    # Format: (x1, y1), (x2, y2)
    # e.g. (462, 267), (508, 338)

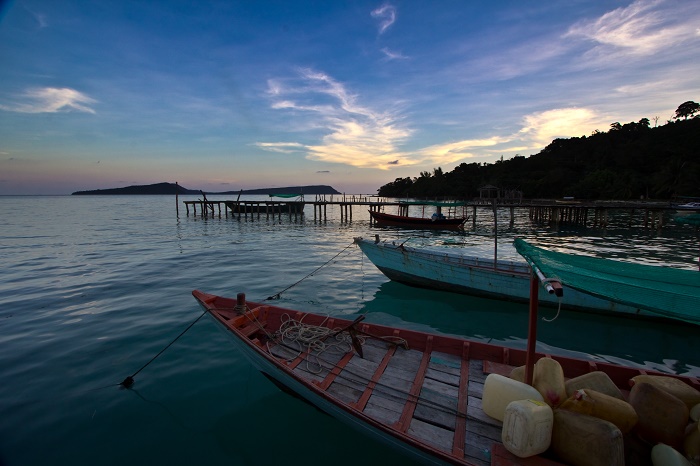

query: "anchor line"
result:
(120, 308), (208, 388)
(265, 241), (356, 301)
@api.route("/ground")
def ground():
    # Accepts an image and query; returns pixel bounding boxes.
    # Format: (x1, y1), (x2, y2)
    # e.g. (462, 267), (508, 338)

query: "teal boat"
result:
(355, 237), (700, 323)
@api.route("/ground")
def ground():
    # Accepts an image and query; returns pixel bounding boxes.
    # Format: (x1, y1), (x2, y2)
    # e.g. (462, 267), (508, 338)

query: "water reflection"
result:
(359, 281), (700, 377)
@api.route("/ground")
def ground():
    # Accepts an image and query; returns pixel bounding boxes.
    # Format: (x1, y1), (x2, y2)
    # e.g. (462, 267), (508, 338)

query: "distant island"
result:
(72, 183), (341, 196)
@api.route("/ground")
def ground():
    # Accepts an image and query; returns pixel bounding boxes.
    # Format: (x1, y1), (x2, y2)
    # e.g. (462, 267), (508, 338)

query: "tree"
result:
(674, 101), (700, 120)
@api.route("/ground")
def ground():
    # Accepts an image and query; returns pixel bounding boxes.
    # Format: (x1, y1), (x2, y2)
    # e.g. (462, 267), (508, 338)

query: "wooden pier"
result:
(180, 195), (687, 231)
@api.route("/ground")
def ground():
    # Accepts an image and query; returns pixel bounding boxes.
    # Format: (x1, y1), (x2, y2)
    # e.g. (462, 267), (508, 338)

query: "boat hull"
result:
(193, 290), (698, 466)
(369, 210), (466, 230)
(355, 238), (648, 317)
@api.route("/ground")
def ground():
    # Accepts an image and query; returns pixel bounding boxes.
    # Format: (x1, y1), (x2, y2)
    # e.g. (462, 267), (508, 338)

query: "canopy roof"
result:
(514, 238), (700, 325)
(269, 193), (302, 199)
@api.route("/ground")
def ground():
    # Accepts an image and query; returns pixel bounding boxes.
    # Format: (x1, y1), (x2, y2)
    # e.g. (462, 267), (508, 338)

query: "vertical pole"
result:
(175, 182), (179, 218)
(525, 274), (539, 386)
(492, 199), (498, 269)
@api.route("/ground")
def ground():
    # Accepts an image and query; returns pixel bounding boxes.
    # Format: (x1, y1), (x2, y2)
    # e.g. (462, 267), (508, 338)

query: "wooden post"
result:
(492, 199), (498, 269)
(175, 182), (179, 218)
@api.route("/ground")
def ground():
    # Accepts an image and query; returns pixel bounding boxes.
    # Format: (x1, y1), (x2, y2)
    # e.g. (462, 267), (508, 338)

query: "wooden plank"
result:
(366, 390), (405, 414)
(452, 341), (470, 458)
(326, 379), (364, 404)
(421, 376), (459, 399)
(407, 418), (453, 453)
(413, 400), (455, 430)
(374, 371), (414, 399)
(363, 397), (402, 425)
(467, 396), (502, 427)
(465, 416), (502, 442)
(355, 338), (398, 411)
(430, 351), (462, 370)
(316, 349), (358, 391)
(425, 366), (460, 386)
(394, 336), (433, 433)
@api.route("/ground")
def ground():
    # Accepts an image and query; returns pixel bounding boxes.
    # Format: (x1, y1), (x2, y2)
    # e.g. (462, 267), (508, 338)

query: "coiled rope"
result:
(260, 313), (464, 417)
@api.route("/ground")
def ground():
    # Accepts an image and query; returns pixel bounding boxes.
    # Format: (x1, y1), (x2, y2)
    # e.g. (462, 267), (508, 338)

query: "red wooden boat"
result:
(369, 210), (467, 229)
(193, 288), (700, 465)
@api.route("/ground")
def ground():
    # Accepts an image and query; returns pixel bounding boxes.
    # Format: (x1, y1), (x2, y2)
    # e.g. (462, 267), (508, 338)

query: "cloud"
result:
(566, 0), (700, 58)
(380, 47), (408, 60)
(371, 4), (396, 35)
(316, 170), (330, 173)
(254, 142), (306, 153)
(0, 87), (97, 114)
(260, 69), (414, 169)
(259, 69), (618, 172)
(519, 108), (607, 145)
(414, 137), (513, 164)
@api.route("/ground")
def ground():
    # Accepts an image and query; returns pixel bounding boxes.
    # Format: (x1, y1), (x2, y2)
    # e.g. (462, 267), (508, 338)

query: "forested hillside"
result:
(378, 108), (700, 200)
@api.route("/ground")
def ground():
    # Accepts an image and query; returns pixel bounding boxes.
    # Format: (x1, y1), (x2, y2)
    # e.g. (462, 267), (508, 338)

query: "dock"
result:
(180, 195), (688, 230)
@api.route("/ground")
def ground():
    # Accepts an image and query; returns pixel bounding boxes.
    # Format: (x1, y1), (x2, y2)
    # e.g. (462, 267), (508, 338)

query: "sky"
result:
(0, 0), (699, 195)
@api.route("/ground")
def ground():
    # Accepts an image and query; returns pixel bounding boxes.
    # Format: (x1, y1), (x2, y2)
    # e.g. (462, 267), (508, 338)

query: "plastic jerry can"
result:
(533, 357), (567, 407)
(632, 374), (700, 410)
(482, 373), (544, 422)
(651, 443), (693, 466)
(691, 403), (700, 422)
(559, 388), (638, 433)
(550, 409), (624, 466)
(684, 421), (700, 463)
(501, 399), (553, 458)
(565, 371), (624, 400)
(629, 381), (689, 450)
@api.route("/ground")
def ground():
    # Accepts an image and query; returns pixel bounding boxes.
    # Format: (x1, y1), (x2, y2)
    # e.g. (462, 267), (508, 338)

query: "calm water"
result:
(1, 195), (698, 466)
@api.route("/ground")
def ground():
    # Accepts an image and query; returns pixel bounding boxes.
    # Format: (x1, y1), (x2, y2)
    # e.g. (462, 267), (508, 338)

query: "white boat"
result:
(355, 236), (698, 320)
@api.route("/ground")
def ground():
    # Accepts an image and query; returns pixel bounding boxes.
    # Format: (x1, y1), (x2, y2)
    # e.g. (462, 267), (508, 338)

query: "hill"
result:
(72, 183), (340, 195)
(377, 117), (700, 200)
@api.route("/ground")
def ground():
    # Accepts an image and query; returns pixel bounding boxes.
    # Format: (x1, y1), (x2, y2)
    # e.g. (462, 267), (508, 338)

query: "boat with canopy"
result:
(369, 201), (467, 230)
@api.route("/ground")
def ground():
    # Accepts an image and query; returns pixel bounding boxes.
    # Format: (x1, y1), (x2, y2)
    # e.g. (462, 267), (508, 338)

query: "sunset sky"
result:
(1, 0), (699, 195)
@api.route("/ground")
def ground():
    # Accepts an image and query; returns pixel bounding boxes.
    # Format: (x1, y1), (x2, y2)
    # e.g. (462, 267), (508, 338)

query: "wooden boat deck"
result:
(209, 300), (566, 465)
(274, 336), (553, 465)
(196, 291), (700, 465)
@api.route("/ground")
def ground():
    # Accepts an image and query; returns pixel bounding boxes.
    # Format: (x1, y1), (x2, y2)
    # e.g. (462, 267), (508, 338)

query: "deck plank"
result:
(364, 397), (402, 424)
(326, 380), (364, 404)
(407, 418), (453, 453)
(413, 400), (456, 430)
(426, 366), (460, 386)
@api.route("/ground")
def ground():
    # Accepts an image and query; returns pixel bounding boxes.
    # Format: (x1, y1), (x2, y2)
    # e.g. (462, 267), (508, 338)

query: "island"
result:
(72, 183), (341, 196)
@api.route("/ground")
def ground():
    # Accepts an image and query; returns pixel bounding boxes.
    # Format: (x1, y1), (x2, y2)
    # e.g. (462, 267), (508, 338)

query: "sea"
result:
(1, 195), (699, 466)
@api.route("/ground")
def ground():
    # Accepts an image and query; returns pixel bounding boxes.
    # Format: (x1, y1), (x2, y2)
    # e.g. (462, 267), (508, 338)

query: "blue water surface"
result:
(1, 195), (698, 466)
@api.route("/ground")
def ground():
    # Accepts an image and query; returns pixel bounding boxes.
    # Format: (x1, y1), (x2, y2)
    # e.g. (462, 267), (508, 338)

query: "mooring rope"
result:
(119, 308), (209, 388)
(265, 241), (356, 300)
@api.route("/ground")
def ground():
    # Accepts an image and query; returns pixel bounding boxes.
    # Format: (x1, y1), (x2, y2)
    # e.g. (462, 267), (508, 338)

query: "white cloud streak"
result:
(566, 0), (700, 57)
(371, 4), (396, 35)
(259, 68), (620, 170)
(0, 87), (97, 114)
(380, 47), (408, 60)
